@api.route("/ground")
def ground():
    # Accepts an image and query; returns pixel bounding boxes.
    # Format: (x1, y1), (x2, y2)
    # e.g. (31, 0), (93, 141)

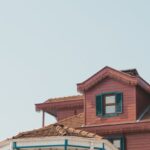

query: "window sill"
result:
(97, 113), (120, 118)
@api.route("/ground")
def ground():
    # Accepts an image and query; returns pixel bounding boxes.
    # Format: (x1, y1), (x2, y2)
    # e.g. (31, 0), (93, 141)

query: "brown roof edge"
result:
(35, 95), (84, 112)
(12, 123), (102, 139)
(77, 66), (150, 94)
(35, 99), (83, 112)
(78, 121), (150, 135)
(77, 66), (138, 93)
(44, 95), (84, 103)
(77, 66), (136, 86)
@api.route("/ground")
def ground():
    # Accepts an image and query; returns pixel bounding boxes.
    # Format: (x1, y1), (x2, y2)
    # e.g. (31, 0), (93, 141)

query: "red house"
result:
(36, 66), (150, 150)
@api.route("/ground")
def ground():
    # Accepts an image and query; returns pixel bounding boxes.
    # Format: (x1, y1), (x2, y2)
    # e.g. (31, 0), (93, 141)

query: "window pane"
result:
(105, 95), (115, 104)
(105, 105), (116, 113)
(113, 139), (121, 149)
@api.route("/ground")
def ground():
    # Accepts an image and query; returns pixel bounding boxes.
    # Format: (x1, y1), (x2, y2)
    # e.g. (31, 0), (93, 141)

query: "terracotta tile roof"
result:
(44, 95), (84, 103)
(59, 113), (84, 128)
(13, 123), (101, 139)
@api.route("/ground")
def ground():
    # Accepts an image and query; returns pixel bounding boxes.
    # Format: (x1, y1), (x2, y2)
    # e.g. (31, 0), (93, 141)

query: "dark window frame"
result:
(106, 136), (125, 150)
(96, 92), (123, 117)
(103, 94), (117, 115)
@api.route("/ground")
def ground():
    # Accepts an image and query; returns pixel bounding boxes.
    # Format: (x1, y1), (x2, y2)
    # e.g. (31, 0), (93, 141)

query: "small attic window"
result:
(96, 92), (123, 117)
(104, 95), (116, 114)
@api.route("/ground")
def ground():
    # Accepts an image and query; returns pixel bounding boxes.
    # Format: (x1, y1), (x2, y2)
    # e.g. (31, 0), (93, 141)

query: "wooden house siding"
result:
(126, 133), (150, 150)
(33, 66), (150, 150)
(85, 78), (136, 125)
(57, 108), (83, 121)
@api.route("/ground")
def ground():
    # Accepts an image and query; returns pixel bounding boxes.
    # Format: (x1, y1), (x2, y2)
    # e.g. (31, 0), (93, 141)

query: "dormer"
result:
(77, 66), (150, 126)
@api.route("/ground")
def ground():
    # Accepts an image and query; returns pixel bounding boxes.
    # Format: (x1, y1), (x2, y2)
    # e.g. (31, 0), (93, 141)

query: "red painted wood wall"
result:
(84, 78), (137, 125)
(126, 133), (150, 150)
(56, 107), (83, 121)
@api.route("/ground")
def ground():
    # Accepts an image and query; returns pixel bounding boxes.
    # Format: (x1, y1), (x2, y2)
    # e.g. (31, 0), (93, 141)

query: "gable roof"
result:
(59, 113), (84, 128)
(77, 66), (150, 93)
(12, 123), (101, 139)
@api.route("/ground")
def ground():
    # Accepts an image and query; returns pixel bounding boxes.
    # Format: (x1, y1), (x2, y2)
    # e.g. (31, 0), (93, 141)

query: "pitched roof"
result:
(77, 66), (150, 93)
(44, 95), (84, 103)
(59, 113), (84, 128)
(12, 123), (101, 139)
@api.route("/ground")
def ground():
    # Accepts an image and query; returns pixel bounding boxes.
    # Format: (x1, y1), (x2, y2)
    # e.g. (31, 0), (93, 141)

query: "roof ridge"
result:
(77, 66), (138, 92)
(77, 66), (137, 86)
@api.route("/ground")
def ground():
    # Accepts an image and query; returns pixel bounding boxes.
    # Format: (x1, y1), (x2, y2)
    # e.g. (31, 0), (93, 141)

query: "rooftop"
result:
(77, 66), (150, 93)
(12, 123), (101, 139)
(44, 95), (84, 103)
(59, 113), (84, 128)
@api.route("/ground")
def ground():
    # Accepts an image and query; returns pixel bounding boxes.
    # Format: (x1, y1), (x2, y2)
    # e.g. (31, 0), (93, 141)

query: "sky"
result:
(0, 0), (150, 140)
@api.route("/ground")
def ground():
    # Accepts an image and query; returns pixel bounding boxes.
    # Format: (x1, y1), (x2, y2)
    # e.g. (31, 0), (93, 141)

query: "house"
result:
(35, 66), (150, 150)
(1, 67), (122, 150)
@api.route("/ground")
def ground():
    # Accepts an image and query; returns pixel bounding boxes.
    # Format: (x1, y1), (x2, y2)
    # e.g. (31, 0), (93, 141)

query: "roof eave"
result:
(77, 73), (137, 93)
(77, 67), (150, 94)
(35, 99), (83, 116)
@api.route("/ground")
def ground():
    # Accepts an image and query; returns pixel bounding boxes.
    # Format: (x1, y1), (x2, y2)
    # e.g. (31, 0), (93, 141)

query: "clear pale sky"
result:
(0, 0), (150, 140)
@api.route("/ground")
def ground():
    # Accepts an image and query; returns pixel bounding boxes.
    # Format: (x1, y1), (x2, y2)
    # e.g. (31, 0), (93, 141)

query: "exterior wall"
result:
(0, 137), (118, 150)
(85, 78), (136, 125)
(126, 133), (150, 150)
(136, 86), (150, 119)
(57, 108), (83, 121)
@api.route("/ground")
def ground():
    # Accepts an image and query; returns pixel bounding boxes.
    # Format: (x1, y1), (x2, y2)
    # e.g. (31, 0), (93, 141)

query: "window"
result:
(107, 136), (125, 150)
(96, 92), (123, 117)
(104, 95), (116, 114)
(113, 139), (121, 149)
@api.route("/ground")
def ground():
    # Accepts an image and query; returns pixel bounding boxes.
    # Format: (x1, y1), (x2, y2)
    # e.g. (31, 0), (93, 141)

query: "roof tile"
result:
(13, 123), (102, 139)
(45, 95), (84, 103)
(58, 113), (84, 128)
